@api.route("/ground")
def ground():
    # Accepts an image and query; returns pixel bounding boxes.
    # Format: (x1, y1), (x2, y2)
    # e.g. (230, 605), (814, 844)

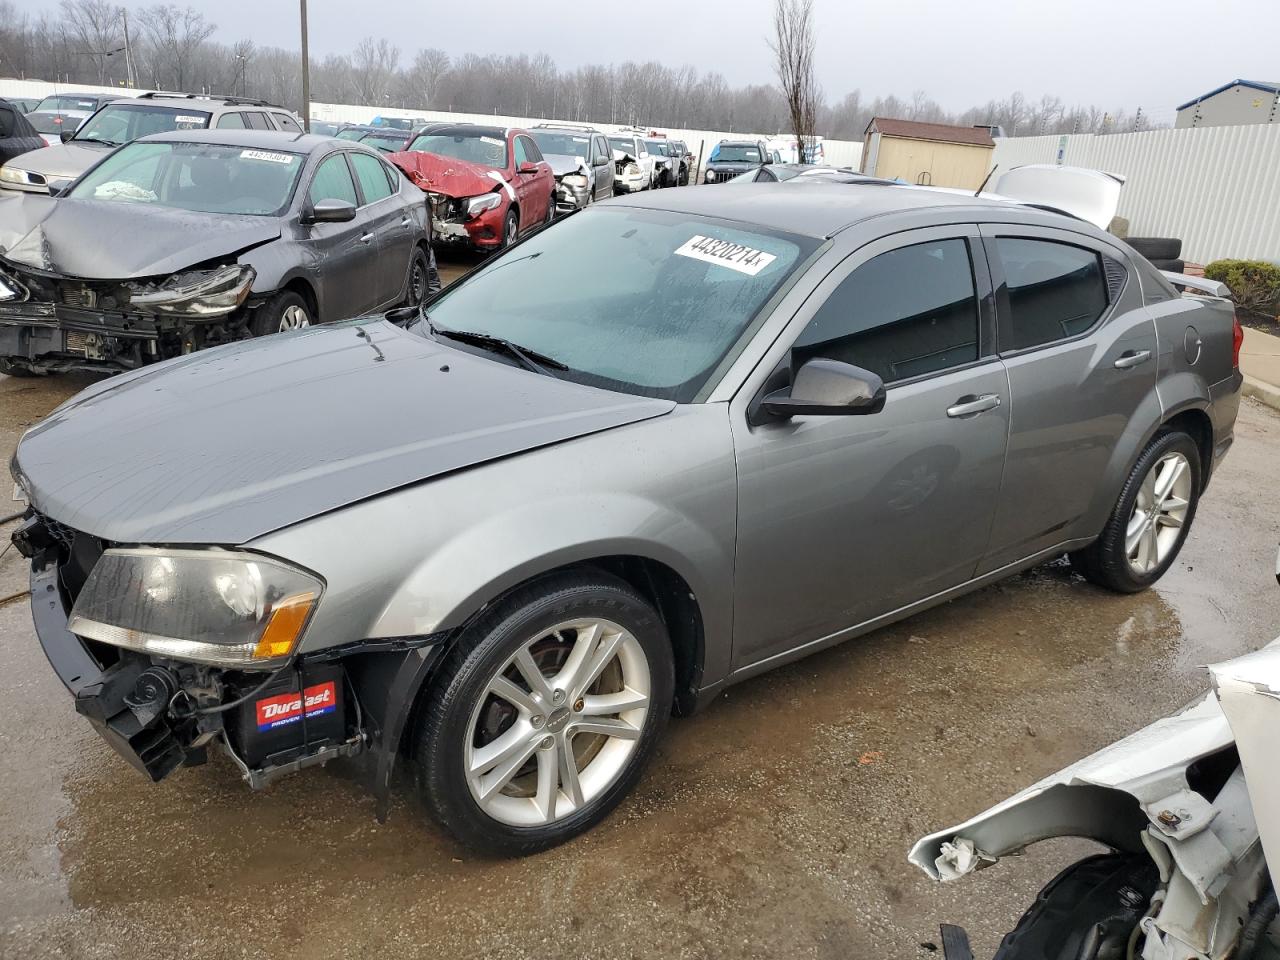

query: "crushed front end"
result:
(0, 258), (256, 374)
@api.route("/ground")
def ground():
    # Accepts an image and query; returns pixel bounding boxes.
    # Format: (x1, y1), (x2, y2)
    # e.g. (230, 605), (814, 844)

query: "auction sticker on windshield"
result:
(674, 235), (778, 276)
(241, 150), (295, 164)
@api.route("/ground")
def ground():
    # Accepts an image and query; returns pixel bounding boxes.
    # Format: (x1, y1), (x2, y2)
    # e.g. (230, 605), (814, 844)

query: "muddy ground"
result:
(1, 308), (1278, 958)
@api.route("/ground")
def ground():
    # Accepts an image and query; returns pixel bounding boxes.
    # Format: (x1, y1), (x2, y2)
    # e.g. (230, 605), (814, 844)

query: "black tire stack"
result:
(1127, 237), (1184, 273)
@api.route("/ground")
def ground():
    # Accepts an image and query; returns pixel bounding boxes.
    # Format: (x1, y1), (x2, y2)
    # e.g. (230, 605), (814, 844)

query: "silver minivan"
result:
(11, 181), (1242, 854)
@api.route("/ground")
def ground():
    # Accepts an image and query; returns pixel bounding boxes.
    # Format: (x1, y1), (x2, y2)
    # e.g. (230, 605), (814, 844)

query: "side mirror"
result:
(593, 154), (610, 167)
(761, 358), (886, 419)
(45, 177), (73, 197)
(60, 128), (76, 143)
(518, 161), (539, 175)
(306, 198), (357, 224)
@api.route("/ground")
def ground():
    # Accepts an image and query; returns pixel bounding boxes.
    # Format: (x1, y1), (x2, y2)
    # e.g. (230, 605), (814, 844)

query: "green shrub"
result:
(1204, 259), (1280, 315)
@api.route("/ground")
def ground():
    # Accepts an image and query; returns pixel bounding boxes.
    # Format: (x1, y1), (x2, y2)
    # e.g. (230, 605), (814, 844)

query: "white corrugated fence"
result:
(991, 125), (1280, 265)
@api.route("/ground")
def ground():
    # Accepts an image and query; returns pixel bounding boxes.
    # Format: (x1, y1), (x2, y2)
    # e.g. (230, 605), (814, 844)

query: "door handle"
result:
(359, 233), (374, 244)
(1114, 349), (1152, 370)
(400, 216), (412, 226)
(946, 393), (1001, 418)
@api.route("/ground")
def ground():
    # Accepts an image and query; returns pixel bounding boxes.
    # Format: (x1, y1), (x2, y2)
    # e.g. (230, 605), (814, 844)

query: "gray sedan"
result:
(10, 181), (1241, 855)
(0, 129), (434, 375)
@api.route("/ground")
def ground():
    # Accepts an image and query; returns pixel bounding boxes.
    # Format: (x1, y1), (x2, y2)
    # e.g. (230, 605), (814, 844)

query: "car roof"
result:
(610, 180), (1083, 239)
(106, 95), (284, 112)
(424, 123), (506, 139)
(135, 128), (345, 153)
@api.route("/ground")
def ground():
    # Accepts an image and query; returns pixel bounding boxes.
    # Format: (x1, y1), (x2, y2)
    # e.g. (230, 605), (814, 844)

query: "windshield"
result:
(420, 207), (817, 401)
(75, 104), (210, 147)
(36, 95), (101, 114)
(646, 140), (668, 156)
(407, 132), (508, 167)
(530, 130), (590, 157)
(712, 145), (761, 163)
(27, 112), (86, 135)
(361, 133), (410, 153)
(310, 122), (341, 136)
(335, 128), (367, 141)
(608, 137), (638, 155)
(69, 141), (304, 216)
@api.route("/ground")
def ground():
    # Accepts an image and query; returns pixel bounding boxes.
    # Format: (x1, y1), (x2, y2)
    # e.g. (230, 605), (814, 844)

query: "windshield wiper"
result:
(427, 320), (567, 377)
(72, 137), (120, 147)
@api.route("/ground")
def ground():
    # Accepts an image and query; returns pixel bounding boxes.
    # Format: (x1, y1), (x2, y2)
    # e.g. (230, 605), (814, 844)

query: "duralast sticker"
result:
(674, 235), (777, 276)
(255, 681), (337, 731)
(175, 115), (206, 125)
(240, 149), (295, 164)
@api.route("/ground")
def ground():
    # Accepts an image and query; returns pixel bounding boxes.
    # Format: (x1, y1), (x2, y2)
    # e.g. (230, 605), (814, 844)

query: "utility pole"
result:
(121, 8), (135, 89)
(299, 0), (311, 131)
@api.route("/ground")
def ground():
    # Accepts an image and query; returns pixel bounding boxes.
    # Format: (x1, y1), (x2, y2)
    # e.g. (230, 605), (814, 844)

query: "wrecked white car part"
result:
(993, 164), (1126, 229)
(911, 639), (1280, 960)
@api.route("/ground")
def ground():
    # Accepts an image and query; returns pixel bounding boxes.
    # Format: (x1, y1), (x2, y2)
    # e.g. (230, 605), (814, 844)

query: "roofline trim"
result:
(1176, 79), (1280, 111)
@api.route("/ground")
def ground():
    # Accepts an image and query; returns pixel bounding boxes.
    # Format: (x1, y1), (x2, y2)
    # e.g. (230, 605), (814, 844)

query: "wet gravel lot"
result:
(2, 300), (1278, 958)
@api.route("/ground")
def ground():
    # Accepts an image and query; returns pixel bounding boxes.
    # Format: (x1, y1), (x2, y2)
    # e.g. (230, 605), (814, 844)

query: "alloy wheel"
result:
(408, 259), (426, 305)
(1126, 451), (1192, 573)
(278, 304), (310, 332)
(464, 618), (651, 827)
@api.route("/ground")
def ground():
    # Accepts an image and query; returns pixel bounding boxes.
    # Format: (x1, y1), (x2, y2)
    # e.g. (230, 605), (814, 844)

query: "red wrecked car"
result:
(389, 124), (556, 251)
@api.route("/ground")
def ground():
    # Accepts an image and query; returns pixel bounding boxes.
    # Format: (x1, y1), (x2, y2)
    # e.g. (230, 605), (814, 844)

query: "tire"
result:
(398, 247), (430, 309)
(1070, 429), (1201, 593)
(250, 289), (312, 337)
(1127, 237), (1181, 261)
(993, 854), (1158, 960)
(414, 572), (675, 856)
(0, 357), (43, 377)
(501, 208), (519, 247)
(545, 194), (555, 225)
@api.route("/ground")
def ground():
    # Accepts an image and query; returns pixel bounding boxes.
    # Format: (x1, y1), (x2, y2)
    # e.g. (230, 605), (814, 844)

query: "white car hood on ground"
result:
(909, 638), (1280, 881)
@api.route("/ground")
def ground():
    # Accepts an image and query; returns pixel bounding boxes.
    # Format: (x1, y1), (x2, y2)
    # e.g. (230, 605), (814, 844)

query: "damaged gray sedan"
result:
(0, 129), (432, 375)
(11, 182), (1241, 855)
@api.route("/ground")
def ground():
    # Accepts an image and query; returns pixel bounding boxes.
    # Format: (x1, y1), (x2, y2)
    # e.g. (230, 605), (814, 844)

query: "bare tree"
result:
(769, 0), (819, 161)
(351, 36), (399, 106)
(137, 4), (215, 91)
(59, 0), (124, 83)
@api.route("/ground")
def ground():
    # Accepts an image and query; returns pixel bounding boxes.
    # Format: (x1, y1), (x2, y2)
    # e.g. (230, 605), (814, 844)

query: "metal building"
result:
(1175, 79), (1280, 129)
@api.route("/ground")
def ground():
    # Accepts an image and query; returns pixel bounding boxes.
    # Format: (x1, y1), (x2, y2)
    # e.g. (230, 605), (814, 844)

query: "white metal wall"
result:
(991, 125), (1280, 265)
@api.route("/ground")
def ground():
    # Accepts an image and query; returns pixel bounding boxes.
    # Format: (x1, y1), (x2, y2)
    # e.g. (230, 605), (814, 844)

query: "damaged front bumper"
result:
(425, 192), (504, 249)
(555, 178), (590, 214)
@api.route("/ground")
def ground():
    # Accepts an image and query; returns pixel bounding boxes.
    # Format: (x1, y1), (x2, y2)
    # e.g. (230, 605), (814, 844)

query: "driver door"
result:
(300, 153), (381, 320)
(511, 134), (544, 230)
(729, 225), (1010, 670)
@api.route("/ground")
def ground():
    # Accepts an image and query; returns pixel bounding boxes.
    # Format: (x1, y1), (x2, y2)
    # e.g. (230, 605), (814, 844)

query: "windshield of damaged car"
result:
(75, 104), (211, 146)
(419, 207), (817, 402)
(712, 145), (762, 163)
(530, 131), (590, 158)
(407, 132), (508, 168)
(646, 140), (668, 156)
(361, 133), (410, 153)
(68, 141), (304, 216)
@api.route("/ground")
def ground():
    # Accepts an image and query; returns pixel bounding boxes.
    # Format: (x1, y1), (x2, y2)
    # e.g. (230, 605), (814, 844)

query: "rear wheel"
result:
(993, 854), (1158, 960)
(250, 289), (312, 337)
(1071, 429), (1200, 593)
(399, 247), (430, 309)
(414, 573), (674, 856)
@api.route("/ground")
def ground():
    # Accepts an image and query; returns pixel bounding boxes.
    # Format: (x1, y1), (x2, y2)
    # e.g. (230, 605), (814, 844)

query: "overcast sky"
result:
(16, 0), (1277, 122)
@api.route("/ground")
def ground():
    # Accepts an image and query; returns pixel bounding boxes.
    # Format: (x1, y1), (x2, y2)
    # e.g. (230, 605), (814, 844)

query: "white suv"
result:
(0, 92), (304, 194)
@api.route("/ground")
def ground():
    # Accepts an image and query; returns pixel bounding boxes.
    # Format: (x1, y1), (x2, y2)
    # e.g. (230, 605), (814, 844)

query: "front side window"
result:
(793, 238), (980, 384)
(513, 136), (528, 166)
(350, 152), (393, 204)
(69, 141), (304, 216)
(594, 136), (609, 160)
(995, 238), (1108, 352)
(308, 154), (357, 207)
(420, 207), (819, 401)
(521, 136), (543, 162)
(407, 131), (508, 168)
(75, 104), (211, 146)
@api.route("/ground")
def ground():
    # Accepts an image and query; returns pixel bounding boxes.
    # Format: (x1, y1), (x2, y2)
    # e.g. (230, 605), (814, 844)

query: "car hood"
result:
(389, 150), (509, 200)
(542, 153), (587, 179)
(992, 164), (1125, 230)
(0, 194), (281, 279)
(3, 139), (112, 180)
(13, 319), (674, 544)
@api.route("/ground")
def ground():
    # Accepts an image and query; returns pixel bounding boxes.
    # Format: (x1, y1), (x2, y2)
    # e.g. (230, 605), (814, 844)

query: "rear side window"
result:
(244, 112), (272, 130)
(273, 112), (303, 133)
(996, 238), (1108, 351)
(308, 154), (357, 207)
(216, 112), (245, 129)
(350, 152), (393, 204)
(793, 238), (980, 384)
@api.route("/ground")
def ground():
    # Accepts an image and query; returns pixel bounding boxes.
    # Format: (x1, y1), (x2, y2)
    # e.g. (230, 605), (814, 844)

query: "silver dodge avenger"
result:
(11, 181), (1242, 854)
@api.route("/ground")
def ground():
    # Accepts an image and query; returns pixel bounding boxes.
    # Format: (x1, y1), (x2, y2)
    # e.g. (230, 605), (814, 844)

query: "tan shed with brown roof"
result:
(860, 118), (996, 190)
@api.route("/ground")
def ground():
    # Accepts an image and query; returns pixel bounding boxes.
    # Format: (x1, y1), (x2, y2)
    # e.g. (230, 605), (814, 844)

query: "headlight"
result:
(68, 548), (324, 669)
(563, 174), (588, 188)
(128, 264), (255, 318)
(0, 166), (34, 186)
(705, 170), (716, 182)
(465, 193), (502, 218)
(0, 274), (20, 302)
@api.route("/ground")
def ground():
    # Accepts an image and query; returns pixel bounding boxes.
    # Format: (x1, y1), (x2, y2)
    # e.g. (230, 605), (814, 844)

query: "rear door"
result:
(731, 226), (1010, 668)
(302, 152), (381, 320)
(976, 224), (1156, 572)
(350, 150), (413, 308)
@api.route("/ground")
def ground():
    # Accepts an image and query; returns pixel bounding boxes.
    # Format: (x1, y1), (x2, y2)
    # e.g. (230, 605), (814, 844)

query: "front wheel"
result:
(1071, 429), (1201, 593)
(501, 208), (519, 248)
(993, 854), (1158, 959)
(414, 573), (674, 856)
(250, 289), (312, 337)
